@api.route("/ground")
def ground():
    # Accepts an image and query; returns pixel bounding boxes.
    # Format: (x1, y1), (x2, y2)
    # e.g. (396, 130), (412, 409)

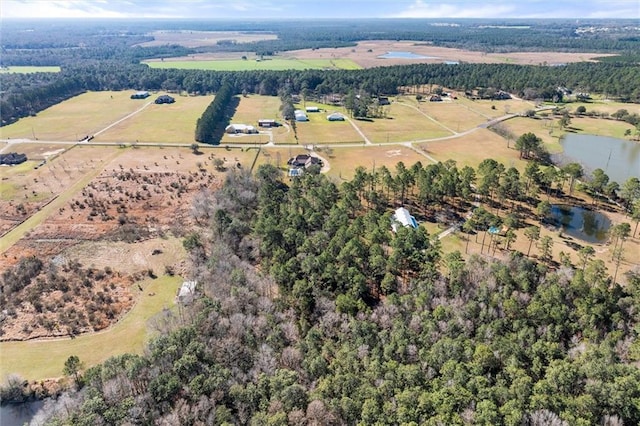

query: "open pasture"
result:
(94, 94), (214, 143)
(0, 91), (149, 141)
(0, 66), (61, 74)
(144, 58), (361, 71)
(419, 128), (522, 170)
(0, 274), (182, 381)
(294, 105), (364, 145)
(456, 96), (534, 119)
(560, 100), (640, 117)
(355, 102), (453, 143)
(396, 97), (490, 132)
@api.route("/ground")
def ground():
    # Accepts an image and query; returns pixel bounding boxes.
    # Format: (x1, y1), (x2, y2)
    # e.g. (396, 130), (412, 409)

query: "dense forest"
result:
(22, 162), (640, 425)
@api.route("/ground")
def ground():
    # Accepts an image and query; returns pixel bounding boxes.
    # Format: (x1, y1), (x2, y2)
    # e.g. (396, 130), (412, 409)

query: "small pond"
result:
(0, 399), (45, 426)
(550, 204), (611, 243)
(560, 134), (640, 184)
(378, 51), (437, 59)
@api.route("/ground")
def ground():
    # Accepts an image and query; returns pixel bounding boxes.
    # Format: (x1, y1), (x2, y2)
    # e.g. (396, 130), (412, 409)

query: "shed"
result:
(294, 110), (308, 122)
(131, 91), (150, 99)
(258, 119), (278, 128)
(305, 106), (320, 113)
(326, 112), (345, 121)
(177, 281), (198, 304)
(392, 207), (418, 232)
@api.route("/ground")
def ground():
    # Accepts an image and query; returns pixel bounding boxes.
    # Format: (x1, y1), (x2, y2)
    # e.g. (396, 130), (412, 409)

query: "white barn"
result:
(177, 281), (198, 305)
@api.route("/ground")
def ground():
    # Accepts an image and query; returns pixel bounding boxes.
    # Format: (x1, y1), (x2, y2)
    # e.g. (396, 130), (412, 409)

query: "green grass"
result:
(144, 58), (362, 71)
(0, 66), (61, 74)
(0, 275), (182, 381)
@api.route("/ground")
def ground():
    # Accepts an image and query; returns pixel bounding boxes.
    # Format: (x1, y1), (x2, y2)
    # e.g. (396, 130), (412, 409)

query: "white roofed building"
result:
(392, 207), (418, 232)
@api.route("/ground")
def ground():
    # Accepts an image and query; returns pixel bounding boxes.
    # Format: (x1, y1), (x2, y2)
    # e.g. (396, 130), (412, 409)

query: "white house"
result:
(225, 124), (258, 134)
(177, 281), (198, 304)
(392, 207), (418, 232)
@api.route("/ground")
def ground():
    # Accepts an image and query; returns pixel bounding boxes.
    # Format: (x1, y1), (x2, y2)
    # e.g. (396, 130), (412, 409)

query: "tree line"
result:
(3, 60), (640, 126)
(194, 83), (234, 144)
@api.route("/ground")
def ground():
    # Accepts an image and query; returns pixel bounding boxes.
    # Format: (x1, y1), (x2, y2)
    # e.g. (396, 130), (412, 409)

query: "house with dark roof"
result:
(287, 154), (322, 169)
(0, 152), (27, 165)
(155, 95), (175, 104)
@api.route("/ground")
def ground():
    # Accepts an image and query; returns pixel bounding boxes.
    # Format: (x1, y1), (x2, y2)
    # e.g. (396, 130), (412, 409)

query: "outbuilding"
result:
(305, 106), (320, 113)
(225, 124), (258, 134)
(326, 112), (345, 121)
(131, 91), (150, 99)
(294, 110), (308, 122)
(258, 119), (278, 128)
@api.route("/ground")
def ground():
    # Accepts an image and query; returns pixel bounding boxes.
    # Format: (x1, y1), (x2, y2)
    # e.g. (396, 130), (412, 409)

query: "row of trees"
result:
(194, 83), (234, 144)
(31, 162), (640, 425)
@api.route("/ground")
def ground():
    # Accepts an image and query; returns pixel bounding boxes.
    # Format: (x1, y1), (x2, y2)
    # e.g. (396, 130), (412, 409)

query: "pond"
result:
(378, 51), (437, 59)
(0, 399), (45, 426)
(560, 134), (640, 184)
(550, 204), (611, 243)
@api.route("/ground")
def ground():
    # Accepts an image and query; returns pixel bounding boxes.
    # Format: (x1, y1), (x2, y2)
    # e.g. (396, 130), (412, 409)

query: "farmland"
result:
(143, 58), (361, 71)
(0, 66), (61, 74)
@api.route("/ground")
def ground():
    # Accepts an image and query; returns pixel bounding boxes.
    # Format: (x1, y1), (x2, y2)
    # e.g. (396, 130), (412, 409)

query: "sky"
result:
(2, 0), (639, 20)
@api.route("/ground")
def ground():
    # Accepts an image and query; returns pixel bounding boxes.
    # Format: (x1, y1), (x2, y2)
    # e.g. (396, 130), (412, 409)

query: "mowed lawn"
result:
(0, 91), (148, 141)
(356, 103), (453, 143)
(420, 128), (523, 170)
(0, 66), (61, 73)
(94, 95), (214, 143)
(295, 104), (364, 145)
(399, 98), (491, 131)
(0, 275), (182, 381)
(144, 58), (361, 71)
(455, 96), (534, 119)
(221, 95), (295, 144)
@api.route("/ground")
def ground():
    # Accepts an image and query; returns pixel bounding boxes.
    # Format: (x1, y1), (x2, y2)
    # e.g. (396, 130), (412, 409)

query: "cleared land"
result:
(144, 58), (361, 71)
(395, 97), (490, 132)
(137, 30), (278, 48)
(418, 128), (521, 170)
(221, 95), (291, 144)
(294, 104), (364, 145)
(0, 66), (61, 74)
(0, 275), (182, 381)
(355, 102), (453, 143)
(94, 95), (214, 143)
(0, 91), (149, 141)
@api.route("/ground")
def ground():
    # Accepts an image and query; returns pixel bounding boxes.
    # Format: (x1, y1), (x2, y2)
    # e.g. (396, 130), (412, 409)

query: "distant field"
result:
(0, 275), (182, 381)
(0, 66), (61, 74)
(144, 58), (361, 71)
(94, 95), (214, 143)
(0, 91), (149, 141)
(137, 30), (278, 48)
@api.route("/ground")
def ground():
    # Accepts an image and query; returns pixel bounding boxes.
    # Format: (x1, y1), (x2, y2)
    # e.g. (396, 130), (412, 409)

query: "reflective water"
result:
(560, 134), (640, 184)
(550, 204), (611, 243)
(378, 51), (437, 59)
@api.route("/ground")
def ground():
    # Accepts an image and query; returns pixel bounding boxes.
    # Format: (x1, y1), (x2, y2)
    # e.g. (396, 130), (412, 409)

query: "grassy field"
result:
(0, 66), (61, 74)
(0, 275), (182, 381)
(94, 95), (214, 143)
(144, 58), (361, 71)
(455, 96), (535, 118)
(355, 102), (453, 143)
(0, 91), (149, 141)
(419, 128), (523, 170)
(295, 104), (364, 145)
(221, 95), (291, 144)
(396, 97), (490, 132)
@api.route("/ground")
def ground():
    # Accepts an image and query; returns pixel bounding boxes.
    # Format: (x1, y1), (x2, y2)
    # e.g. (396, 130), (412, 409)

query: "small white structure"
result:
(326, 112), (345, 121)
(177, 281), (198, 305)
(392, 207), (418, 232)
(305, 106), (320, 113)
(225, 124), (258, 134)
(294, 110), (308, 122)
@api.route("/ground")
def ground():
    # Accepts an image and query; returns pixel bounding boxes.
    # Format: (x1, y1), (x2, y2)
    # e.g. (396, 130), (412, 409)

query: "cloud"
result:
(392, 1), (516, 18)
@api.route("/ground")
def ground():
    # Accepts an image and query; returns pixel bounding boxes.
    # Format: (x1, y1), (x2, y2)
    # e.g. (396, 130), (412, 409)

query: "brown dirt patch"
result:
(181, 40), (615, 68)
